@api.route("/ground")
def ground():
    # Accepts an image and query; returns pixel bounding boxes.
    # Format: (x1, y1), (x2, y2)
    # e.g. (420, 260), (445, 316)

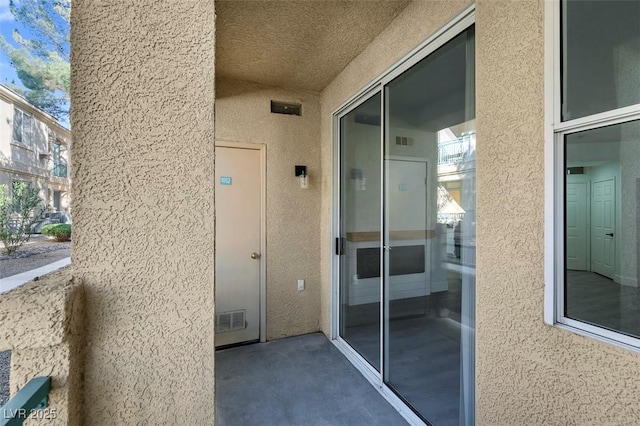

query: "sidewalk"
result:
(0, 235), (71, 279)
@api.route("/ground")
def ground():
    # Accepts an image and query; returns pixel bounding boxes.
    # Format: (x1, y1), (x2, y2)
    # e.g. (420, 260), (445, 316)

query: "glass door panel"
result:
(339, 92), (382, 371)
(383, 27), (475, 425)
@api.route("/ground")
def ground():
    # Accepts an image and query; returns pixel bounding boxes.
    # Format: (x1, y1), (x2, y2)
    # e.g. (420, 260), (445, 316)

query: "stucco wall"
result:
(475, 0), (640, 423)
(0, 268), (84, 426)
(71, 1), (216, 424)
(319, 0), (473, 335)
(215, 78), (321, 339)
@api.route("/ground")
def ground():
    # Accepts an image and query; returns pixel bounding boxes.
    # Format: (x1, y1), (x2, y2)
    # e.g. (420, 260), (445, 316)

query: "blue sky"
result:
(0, 0), (26, 89)
(0, 0), (70, 127)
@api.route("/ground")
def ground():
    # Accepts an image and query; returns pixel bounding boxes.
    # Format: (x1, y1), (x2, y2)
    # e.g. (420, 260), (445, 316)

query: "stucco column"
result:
(71, 1), (215, 423)
(0, 269), (84, 426)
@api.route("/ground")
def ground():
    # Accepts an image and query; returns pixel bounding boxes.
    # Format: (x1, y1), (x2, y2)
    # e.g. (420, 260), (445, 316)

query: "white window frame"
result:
(544, 0), (640, 350)
(13, 107), (33, 146)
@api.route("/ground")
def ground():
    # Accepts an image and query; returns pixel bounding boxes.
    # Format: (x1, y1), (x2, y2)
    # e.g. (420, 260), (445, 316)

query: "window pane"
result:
(384, 27), (475, 425)
(13, 109), (22, 143)
(53, 142), (61, 163)
(565, 119), (640, 338)
(23, 114), (32, 146)
(562, 1), (640, 121)
(339, 93), (382, 371)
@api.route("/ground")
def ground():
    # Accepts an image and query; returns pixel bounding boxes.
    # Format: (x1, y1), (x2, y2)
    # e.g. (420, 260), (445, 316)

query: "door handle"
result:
(606, 233), (614, 237)
(250, 252), (261, 259)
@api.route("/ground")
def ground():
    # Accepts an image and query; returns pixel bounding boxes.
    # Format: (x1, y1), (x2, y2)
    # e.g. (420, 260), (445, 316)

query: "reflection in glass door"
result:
(337, 24), (475, 426)
(383, 27), (475, 425)
(339, 93), (382, 371)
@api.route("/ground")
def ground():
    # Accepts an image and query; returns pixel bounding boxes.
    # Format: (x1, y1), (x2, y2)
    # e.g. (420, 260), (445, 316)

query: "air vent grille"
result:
(567, 167), (585, 175)
(395, 136), (414, 146)
(271, 101), (302, 116)
(216, 309), (246, 333)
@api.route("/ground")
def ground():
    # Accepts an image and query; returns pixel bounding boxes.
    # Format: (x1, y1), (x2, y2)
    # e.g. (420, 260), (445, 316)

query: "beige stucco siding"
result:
(215, 78), (321, 339)
(71, 0), (216, 423)
(319, 0), (473, 336)
(475, 1), (640, 423)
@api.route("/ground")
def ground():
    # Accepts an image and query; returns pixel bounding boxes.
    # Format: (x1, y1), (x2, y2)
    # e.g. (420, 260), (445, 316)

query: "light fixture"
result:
(295, 165), (308, 189)
(351, 168), (366, 191)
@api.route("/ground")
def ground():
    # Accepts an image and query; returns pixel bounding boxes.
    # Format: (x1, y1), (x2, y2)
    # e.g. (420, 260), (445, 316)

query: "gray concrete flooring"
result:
(215, 333), (408, 426)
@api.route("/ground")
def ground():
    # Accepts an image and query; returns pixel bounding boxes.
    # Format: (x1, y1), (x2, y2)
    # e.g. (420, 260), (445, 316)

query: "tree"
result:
(0, 0), (70, 120)
(0, 182), (44, 255)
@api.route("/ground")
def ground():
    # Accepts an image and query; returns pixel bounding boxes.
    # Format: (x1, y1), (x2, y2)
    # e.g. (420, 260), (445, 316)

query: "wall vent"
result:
(271, 101), (302, 116)
(395, 136), (414, 146)
(215, 310), (246, 333)
(567, 167), (585, 175)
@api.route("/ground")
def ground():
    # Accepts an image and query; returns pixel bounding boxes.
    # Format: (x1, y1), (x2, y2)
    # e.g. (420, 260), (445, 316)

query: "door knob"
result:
(606, 233), (614, 237)
(250, 252), (261, 259)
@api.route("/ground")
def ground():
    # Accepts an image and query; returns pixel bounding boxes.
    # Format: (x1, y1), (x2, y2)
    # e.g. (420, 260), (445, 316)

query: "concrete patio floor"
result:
(215, 332), (408, 426)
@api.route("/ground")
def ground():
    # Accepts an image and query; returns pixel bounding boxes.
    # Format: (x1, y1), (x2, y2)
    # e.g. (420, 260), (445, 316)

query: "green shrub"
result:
(41, 223), (72, 242)
(0, 183), (44, 254)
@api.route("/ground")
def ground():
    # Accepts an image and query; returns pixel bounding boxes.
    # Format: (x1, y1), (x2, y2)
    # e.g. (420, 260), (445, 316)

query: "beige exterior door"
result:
(215, 146), (262, 347)
(591, 178), (615, 279)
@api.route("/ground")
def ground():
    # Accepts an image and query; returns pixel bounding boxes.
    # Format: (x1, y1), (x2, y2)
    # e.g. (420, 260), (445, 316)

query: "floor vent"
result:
(216, 310), (246, 333)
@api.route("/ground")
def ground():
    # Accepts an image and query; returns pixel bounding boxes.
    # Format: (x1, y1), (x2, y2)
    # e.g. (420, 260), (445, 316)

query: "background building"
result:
(0, 85), (71, 214)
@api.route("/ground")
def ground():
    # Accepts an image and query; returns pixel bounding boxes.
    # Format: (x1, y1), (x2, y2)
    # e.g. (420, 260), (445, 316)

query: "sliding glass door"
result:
(339, 92), (382, 371)
(383, 27), (475, 426)
(337, 24), (475, 426)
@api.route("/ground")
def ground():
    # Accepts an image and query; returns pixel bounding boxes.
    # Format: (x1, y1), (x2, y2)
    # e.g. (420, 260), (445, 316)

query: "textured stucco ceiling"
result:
(216, 0), (411, 93)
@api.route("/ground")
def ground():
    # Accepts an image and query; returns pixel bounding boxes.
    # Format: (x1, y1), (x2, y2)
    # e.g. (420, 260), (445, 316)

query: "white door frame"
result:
(215, 140), (267, 343)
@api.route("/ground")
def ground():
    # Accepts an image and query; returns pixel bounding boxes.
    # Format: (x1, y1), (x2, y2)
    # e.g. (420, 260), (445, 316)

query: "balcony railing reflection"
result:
(437, 137), (469, 165)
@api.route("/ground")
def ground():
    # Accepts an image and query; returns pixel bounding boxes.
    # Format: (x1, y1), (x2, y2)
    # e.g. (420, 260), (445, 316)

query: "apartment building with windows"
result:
(0, 84), (71, 214)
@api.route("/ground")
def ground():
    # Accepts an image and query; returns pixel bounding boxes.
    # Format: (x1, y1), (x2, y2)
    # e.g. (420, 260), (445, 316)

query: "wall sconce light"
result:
(295, 165), (309, 189)
(351, 168), (366, 191)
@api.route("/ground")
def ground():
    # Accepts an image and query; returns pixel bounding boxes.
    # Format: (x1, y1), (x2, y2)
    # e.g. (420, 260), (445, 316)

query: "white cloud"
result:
(0, 0), (13, 21)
